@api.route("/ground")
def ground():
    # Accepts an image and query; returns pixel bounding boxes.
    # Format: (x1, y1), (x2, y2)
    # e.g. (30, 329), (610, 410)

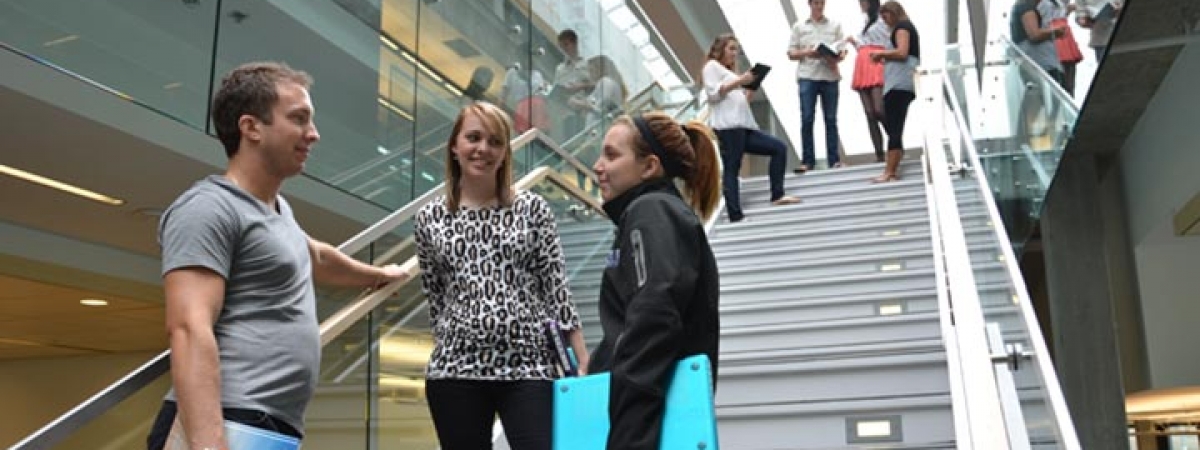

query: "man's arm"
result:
(164, 267), (228, 450)
(308, 238), (408, 287)
(787, 23), (814, 60)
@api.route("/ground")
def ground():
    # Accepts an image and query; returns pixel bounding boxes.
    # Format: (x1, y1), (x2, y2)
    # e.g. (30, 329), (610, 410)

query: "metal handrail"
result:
(11, 128), (601, 450)
(920, 152), (974, 448)
(919, 72), (1013, 448)
(941, 73), (1083, 449)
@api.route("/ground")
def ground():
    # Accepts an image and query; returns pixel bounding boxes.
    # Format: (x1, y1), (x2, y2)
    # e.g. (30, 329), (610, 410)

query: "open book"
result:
(741, 63), (771, 90)
(816, 41), (842, 59)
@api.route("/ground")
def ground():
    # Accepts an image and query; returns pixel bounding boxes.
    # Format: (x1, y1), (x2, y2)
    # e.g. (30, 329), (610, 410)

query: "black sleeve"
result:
(607, 198), (698, 450)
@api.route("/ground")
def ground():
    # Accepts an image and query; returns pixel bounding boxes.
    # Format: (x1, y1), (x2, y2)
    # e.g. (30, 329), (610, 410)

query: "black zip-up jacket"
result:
(588, 179), (720, 450)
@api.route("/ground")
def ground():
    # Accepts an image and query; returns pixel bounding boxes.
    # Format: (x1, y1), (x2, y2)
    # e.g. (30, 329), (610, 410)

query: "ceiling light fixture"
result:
(0, 164), (125, 206)
(43, 35), (79, 47)
(80, 299), (108, 307)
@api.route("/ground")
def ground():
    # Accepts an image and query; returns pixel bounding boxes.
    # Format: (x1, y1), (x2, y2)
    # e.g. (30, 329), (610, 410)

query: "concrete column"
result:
(1041, 152), (1130, 450)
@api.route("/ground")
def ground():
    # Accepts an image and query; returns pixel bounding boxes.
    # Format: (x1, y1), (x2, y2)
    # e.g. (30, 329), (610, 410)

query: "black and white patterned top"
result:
(414, 190), (581, 380)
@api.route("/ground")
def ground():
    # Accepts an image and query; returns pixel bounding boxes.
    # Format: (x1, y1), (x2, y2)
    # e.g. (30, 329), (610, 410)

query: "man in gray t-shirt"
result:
(147, 62), (407, 450)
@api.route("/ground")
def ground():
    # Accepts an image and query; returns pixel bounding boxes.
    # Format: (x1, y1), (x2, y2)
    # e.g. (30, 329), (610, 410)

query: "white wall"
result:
(1117, 39), (1200, 389)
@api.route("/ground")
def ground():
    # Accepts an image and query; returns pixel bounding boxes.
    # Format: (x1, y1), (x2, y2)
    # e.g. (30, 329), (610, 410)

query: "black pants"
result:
(146, 400), (301, 450)
(714, 127), (790, 222)
(883, 90), (916, 151)
(426, 379), (553, 450)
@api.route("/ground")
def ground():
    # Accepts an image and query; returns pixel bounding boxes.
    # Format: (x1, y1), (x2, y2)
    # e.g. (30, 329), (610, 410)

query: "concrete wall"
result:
(1117, 39), (1200, 390)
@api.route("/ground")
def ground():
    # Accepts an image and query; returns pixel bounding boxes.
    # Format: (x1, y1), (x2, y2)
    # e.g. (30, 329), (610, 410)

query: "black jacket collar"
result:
(602, 178), (680, 225)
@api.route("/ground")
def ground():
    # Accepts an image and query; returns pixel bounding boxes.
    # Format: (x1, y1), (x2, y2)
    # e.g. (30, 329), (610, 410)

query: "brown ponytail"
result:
(616, 112), (722, 220)
(681, 120), (721, 220)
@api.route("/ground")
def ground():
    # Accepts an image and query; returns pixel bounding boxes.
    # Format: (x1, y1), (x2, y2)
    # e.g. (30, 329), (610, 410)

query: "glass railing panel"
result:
(0, 0), (218, 128)
(967, 37), (1077, 250)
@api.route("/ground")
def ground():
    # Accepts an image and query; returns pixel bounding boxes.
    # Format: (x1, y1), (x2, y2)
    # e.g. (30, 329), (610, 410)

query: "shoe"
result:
(729, 214), (745, 223)
(771, 195), (802, 206)
(793, 164), (811, 174)
(831, 162), (845, 169)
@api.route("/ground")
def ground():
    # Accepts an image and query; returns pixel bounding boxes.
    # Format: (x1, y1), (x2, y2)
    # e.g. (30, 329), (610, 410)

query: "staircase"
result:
(710, 160), (987, 449)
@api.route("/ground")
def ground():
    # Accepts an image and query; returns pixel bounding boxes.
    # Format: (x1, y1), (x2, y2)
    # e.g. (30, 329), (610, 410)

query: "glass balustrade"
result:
(0, 0), (687, 212)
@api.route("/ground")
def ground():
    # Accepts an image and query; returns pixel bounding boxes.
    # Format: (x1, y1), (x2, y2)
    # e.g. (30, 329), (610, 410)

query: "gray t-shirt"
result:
(159, 175), (319, 433)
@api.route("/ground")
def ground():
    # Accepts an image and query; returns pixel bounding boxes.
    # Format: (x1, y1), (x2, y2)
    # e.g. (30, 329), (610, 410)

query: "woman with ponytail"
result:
(588, 111), (722, 450)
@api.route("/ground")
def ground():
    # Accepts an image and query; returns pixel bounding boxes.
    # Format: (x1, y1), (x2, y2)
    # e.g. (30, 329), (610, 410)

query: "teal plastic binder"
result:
(552, 354), (719, 450)
(166, 419), (300, 450)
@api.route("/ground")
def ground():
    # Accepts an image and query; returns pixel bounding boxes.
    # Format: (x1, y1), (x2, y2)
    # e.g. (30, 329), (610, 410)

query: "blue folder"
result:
(166, 419), (300, 450)
(552, 354), (719, 450)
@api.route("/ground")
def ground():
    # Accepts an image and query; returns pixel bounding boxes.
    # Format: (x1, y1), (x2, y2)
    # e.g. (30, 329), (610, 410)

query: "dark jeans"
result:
(426, 379), (553, 450)
(146, 400), (301, 450)
(1094, 45), (1107, 62)
(798, 78), (841, 167)
(883, 90), (916, 151)
(715, 128), (789, 222)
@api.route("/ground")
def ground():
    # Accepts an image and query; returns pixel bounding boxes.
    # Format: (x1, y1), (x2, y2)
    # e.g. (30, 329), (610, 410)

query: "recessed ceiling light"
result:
(80, 299), (108, 307)
(0, 164), (125, 206)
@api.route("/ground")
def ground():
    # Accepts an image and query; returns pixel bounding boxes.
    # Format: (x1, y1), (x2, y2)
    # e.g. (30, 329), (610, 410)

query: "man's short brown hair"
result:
(211, 62), (313, 158)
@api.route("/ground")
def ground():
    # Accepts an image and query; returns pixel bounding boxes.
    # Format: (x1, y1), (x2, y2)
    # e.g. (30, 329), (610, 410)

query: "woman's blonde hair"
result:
(612, 112), (722, 220)
(707, 33), (739, 71)
(880, 1), (909, 22)
(444, 102), (515, 213)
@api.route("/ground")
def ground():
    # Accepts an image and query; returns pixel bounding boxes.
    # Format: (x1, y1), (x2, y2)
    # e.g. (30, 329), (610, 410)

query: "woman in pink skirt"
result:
(847, 0), (889, 163)
(1048, 0), (1084, 94)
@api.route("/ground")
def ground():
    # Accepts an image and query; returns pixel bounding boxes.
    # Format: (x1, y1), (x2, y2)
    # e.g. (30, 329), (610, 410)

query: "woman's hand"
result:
(740, 70), (756, 84)
(871, 51), (886, 63)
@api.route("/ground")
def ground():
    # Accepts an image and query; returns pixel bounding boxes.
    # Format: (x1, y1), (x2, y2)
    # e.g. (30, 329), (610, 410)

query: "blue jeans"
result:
(715, 128), (789, 221)
(798, 79), (841, 168)
(1094, 45), (1107, 62)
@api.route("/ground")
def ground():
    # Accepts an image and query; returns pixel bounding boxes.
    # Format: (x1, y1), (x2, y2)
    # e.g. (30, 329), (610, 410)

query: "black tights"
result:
(858, 87), (885, 161)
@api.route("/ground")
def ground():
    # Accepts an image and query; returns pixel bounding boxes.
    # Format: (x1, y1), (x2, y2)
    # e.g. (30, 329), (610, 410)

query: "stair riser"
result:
(721, 256), (936, 286)
(721, 317), (942, 353)
(722, 273), (936, 301)
(713, 223), (934, 252)
(718, 360), (950, 407)
(722, 297), (940, 328)
(716, 407), (956, 449)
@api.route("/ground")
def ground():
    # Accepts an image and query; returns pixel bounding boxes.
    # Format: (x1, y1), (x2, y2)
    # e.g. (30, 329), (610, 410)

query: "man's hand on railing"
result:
(373, 263), (409, 290)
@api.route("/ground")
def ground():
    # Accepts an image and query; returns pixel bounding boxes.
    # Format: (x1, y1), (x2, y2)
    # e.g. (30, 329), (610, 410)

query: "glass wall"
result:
(0, 0), (686, 210)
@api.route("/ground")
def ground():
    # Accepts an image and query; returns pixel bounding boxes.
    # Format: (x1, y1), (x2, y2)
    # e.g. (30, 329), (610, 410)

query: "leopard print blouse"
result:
(414, 190), (581, 380)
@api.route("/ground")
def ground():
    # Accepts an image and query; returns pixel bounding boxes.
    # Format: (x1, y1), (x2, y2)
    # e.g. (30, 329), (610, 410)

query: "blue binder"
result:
(552, 354), (719, 450)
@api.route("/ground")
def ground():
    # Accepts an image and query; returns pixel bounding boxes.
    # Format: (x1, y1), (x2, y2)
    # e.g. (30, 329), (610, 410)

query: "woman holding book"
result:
(702, 33), (800, 223)
(869, 1), (920, 182)
(846, 0), (889, 163)
(588, 111), (721, 450)
(413, 101), (588, 450)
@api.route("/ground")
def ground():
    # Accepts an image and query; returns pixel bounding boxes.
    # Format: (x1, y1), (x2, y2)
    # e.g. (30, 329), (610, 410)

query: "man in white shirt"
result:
(554, 29), (593, 140)
(1076, 0), (1122, 61)
(788, 0), (847, 171)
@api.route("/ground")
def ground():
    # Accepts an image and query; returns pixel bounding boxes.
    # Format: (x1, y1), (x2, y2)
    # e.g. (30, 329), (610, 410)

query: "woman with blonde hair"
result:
(414, 101), (588, 450)
(869, 1), (920, 182)
(702, 33), (799, 223)
(588, 111), (722, 449)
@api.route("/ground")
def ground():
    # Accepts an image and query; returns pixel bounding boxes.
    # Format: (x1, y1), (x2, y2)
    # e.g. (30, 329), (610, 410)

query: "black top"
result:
(892, 20), (921, 59)
(1010, 2), (1039, 44)
(590, 179), (721, 450)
